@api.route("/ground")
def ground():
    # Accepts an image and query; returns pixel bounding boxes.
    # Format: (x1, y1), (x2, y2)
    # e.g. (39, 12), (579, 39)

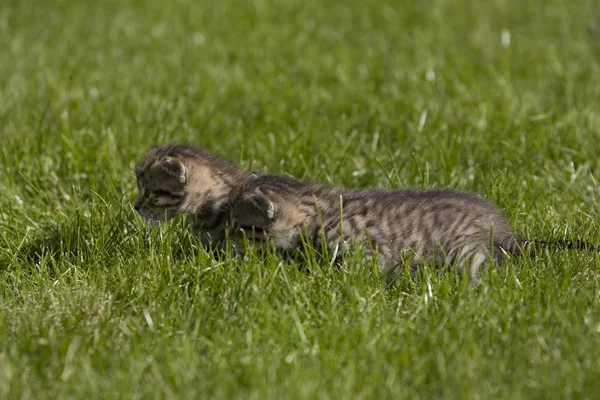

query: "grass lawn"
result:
(1, 0), (600, 398)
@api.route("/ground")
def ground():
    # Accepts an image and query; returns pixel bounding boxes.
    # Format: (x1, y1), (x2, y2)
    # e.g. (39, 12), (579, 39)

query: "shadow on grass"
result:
(0, 210), (220, 278)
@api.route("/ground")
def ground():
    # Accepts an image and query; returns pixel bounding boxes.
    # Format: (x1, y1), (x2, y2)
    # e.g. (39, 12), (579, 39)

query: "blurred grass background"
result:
(1, 0), (600, 398)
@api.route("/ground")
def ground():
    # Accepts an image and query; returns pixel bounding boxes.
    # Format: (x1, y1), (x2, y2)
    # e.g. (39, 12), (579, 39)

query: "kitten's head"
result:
(229, 176), (309, 250)
(134, 144), (242, 223)
(231, 186), (275, 231)
(134, 152), (190, 223)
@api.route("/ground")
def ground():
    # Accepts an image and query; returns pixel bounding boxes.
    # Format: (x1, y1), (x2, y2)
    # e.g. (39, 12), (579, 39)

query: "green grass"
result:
(1, 0), (600, 398)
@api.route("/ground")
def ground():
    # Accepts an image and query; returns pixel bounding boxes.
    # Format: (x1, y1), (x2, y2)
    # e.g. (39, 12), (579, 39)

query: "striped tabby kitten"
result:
(229, 174), (523, 281)
(134, 143), (247, 246)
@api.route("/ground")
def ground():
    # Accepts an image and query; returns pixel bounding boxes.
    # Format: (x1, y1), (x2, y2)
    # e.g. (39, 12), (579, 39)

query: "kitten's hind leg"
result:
(384, 251), (423, 283)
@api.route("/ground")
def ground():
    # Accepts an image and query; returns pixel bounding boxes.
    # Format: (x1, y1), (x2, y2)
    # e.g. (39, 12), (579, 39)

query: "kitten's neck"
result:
(185, 164), (247, 216)
(182, 165), (247, 242)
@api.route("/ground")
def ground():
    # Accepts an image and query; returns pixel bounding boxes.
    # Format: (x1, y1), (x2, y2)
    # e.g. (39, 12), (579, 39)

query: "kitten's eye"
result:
(152, 189), (175, 198)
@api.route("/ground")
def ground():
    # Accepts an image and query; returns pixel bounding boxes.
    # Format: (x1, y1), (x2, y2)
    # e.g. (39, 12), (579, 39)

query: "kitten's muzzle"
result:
(240, 226), (266, 235)
(237, 226), (268, 242)
(231, 222), (267, 239)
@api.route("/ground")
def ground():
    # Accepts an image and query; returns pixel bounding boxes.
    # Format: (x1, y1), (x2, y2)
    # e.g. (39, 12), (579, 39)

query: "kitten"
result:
(134, 143), (248, 247)
(229, 173), (524, 281)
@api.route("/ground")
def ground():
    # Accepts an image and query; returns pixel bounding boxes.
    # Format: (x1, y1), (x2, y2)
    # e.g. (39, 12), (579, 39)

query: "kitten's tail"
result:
(515, 238), (598, 252)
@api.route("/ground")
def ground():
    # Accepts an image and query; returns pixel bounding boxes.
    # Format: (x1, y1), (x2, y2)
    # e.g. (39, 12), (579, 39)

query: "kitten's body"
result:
(229, 174), (522, 280)
(134, 144), (247, 246)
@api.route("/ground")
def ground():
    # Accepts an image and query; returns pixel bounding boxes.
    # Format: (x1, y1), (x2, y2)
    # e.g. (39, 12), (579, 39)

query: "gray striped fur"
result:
(229, 174), (521, 281)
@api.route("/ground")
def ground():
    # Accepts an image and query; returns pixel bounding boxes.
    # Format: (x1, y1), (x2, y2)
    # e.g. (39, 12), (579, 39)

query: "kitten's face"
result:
(134, 157), (189, 223)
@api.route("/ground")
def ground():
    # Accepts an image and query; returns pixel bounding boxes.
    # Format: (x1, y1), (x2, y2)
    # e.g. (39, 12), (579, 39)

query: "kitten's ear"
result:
(161, 157), (187, 183)
(246, 187), (275, 219)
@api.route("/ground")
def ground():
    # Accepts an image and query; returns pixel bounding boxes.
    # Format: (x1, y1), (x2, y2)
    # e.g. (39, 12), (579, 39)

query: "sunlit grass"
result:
(1, 0), (600, 398)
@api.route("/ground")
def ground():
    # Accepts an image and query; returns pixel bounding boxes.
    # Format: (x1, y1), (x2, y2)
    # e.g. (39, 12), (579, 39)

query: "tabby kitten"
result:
(229, 174), (523, 281)
(134, 143), (248, 246)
